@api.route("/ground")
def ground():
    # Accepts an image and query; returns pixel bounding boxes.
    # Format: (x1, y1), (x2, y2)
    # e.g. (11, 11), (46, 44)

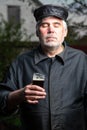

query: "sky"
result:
(39, 0), (87, 5)
(39, 0), (74, 5)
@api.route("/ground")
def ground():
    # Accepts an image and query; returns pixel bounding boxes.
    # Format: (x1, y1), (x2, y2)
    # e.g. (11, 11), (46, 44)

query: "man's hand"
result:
(7, 84), (46, 111)
(24, 84), (46, 104)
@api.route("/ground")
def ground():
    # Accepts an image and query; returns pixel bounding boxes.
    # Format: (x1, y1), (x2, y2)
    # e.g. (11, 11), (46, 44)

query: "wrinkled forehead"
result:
(36, 16), (63, 28)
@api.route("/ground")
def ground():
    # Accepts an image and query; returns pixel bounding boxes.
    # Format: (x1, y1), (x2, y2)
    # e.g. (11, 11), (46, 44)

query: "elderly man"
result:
(0, 4), (87, 130)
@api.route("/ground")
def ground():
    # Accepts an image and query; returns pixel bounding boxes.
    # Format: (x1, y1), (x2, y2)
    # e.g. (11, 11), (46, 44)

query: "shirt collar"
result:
(34, 42), (68, 65)
(34, 45), (48, 64)
(56, 42), (67, 65)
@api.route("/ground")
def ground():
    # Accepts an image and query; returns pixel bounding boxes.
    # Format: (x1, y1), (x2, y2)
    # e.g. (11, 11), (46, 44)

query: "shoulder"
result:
(64, 45), (87, 66)
(16, 47), (38, 62)
(11, 47), (38, 67)
(66, 45), (87, 58)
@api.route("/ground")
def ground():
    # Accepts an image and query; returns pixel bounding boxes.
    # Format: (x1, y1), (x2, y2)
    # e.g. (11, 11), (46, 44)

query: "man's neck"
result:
(42, 45), (64, 57)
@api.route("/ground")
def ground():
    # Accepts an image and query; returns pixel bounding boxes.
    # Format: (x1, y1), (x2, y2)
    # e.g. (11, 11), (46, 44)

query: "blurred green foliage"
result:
(0, 15), (38, 129)
(0, 16), (38, 81)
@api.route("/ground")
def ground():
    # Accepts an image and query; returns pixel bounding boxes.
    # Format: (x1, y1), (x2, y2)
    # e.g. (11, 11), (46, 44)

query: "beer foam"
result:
(33, 73), (45, 81)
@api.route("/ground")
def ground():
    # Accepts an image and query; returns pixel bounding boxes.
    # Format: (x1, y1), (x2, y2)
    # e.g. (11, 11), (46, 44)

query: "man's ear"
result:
(64, 28), (68, 38)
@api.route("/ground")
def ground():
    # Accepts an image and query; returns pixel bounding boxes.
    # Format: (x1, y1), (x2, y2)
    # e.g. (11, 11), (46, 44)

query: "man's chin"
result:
(43, 44), (60, 50)
(44, 42), (59, 48)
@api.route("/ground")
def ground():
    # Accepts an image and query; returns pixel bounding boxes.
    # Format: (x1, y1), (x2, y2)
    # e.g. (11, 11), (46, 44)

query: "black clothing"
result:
(0, 44), (87, 130)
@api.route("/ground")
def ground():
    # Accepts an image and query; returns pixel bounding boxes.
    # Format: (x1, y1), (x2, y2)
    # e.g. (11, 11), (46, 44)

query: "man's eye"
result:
(54, 23), (60, 27)
(41, 23), (48, 27)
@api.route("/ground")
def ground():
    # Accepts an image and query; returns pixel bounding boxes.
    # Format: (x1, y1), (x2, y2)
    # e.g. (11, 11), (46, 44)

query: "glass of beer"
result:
(32, 73), (45, 87)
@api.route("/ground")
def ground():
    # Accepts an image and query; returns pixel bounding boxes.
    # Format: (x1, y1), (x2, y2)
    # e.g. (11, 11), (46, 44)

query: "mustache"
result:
(45, 34), (57, 38)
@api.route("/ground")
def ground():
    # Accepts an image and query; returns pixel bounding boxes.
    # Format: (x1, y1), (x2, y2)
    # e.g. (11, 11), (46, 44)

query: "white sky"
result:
(39, 0), (87, 4)
(39, 0), (74, 5)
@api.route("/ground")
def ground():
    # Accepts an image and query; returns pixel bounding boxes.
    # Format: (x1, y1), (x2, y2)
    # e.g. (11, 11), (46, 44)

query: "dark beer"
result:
(33, 79), (44, 87)
(32, 73), (45, 87)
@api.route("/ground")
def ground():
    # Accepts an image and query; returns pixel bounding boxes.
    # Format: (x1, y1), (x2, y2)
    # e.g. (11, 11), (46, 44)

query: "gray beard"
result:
(43, 42), (61, 50)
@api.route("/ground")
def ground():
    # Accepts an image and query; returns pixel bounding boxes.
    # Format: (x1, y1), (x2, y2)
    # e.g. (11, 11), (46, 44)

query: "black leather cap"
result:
(34, 4), (68, 22)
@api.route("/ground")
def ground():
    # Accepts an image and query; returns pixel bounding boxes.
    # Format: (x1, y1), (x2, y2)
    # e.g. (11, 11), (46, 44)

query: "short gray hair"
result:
(62, 20), (67, 30)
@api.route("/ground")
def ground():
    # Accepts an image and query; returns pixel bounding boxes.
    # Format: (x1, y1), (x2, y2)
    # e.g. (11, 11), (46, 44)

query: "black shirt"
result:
(0, 43), (87, 130)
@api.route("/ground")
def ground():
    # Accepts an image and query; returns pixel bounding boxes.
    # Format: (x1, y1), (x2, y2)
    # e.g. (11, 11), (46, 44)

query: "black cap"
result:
(34, 4), (68, 22)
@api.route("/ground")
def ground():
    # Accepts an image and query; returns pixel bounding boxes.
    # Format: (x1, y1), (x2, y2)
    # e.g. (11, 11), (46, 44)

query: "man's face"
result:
(38, 16), (67, 49)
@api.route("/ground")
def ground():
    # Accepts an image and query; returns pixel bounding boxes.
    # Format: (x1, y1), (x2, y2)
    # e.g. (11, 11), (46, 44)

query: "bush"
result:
(0, 15), (38, 81)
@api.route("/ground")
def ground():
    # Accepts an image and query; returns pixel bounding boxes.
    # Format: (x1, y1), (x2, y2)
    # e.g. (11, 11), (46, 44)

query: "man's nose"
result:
(48, 25), (54, 33)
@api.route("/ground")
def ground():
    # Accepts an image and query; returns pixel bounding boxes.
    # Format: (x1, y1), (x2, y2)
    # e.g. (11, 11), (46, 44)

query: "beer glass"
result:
(32, 73), (45, 87)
